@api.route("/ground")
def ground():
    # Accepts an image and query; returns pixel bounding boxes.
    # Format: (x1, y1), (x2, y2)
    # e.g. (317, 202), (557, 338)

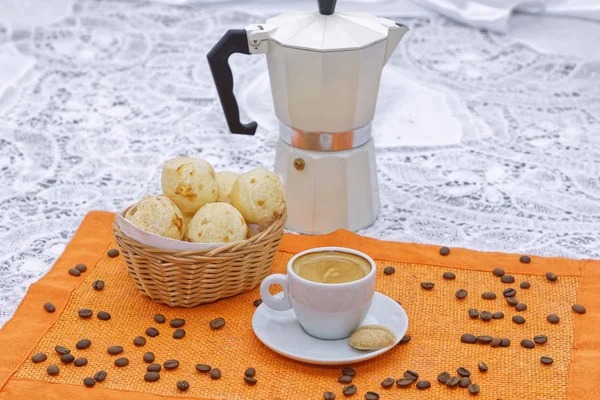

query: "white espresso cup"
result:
(260, 247), (376, 340)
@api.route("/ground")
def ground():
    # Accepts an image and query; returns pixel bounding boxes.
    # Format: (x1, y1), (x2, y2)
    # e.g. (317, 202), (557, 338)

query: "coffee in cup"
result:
(292, 251), (371, 284)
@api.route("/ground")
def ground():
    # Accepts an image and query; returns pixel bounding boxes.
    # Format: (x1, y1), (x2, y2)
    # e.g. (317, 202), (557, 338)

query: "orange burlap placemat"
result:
(0, 211), (598, 400)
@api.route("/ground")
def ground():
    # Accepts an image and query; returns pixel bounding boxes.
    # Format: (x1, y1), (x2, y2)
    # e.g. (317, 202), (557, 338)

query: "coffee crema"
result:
(292, 251), (371, 284)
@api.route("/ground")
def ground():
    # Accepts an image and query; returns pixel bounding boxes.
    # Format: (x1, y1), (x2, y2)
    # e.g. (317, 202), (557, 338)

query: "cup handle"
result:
(260, 274), (292, 311)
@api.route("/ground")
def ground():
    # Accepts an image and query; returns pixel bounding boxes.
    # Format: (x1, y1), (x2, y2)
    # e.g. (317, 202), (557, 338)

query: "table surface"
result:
(1, 0), (600, 328)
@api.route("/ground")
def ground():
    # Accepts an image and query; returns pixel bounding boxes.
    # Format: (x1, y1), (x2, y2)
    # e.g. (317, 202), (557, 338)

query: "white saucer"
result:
(252, 291), (408, 365)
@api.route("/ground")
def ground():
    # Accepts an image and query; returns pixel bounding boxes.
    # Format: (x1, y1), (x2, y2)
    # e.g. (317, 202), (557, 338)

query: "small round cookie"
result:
(216, 171), (238, 204)
(187, 202), (248, 244)
(161, 157), (219, 214)
(125, 195), (184, 240)
(348, 325), (396, 351)
(230, 168), (285, 225)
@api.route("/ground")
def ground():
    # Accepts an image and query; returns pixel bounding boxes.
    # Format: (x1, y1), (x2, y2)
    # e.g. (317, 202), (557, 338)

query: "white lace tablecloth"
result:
(1, 0), (600, 327)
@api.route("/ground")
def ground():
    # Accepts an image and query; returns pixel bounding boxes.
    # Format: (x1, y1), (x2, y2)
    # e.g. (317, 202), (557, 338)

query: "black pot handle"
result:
(207, 29), (257, 135)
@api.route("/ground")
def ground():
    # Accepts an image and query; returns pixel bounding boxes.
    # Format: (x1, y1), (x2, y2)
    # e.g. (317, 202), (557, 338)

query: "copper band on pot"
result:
(279, 122), (372, 151)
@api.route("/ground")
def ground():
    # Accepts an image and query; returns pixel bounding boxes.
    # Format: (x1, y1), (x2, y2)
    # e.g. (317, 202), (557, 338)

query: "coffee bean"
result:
(55, 345), (70, 355)
(154, 314), (166, 324)
(342, 384), (357, 396)
(383, 266), (395, 275)
(492, 311), (504, 319)
(196, 364), (211, 372)
(501, 275), (515, 283)
(437, 371), (450, 383)
(480, 311), (492, 321)
(500, 338), (511, 347)
(520, 255), (531, 264)
(364, 391), (380, 399)
(534, 335), (548, 344)
(75, 263), (87, 273)
(169, 318), (185, 328)
(78, 308), (93, 318)
(210, 368), (221, 379)
(416, 380), (431, 390)
(243, 376), (258, 385)
(30, 353), (48, 371)
(503, 288), (517, 297)
(456, 289), (468, 299)
(572, 304), (586, 314)
(420, 282), (435, 290)
(457, 367), (470, 377)
(68, 268), (81, 277)
(439, 246), (450, 256)
(76, 339), (91, 350)
(114, 358), (129, 367)
(468, 383), (480, 394)
(44, 302), (55, 313)
(107, 345), (123, 355)
(482, 292), (496, 300)
(546, 272), (558, 282)
(146, 327), (159, 337)
(245, 367), (256, 377)
(515, 303), (527, 312)
(461, 333), (477, 344)
(381, 378), (395, 388)
(323, 391), (336, 400)
(512, 315), (526, 324)
(446, 376), (460, 388)
(74, 357), (88, 367)
(143, 352), (155, 363)
(468, 309), (480, 319)
(83, 377), (95, 387)
(92, 280), (104, 291)
(147, 364), (161, 372)
(253, 299), (263, 307)
(94, 371), (107, 382)
(493, 268), (505, 277)
(521, 339), (535, 349)
(399, 335), (411, 344)
(97, 311), (111, 321)
(173, 329), (186, 339)
(404, 370), (419, 381)
(133, 336), (146, 347)
(478, 362), (488, 372)
(163, 360), (179, 370)
(209, 317), (226, 329)
(507, 297), (519, 307)
(177, 380), (190, 391)
(547, 314), (560, 324)
(341, 367), (356, 377)
(490, 338), (502, 348)
(60, 354), (75, 364)
(338, 375), (352, 383)
(540, 356), (553, 365)
(107, 248), (120, 257)
(477, 335), (493, 344)
(443, 271), (456, 280)
(144, 372), (160, 382)
(47, 364), (59, 376)
(459, 377), (471, 388)
(520, 281), (531, 289)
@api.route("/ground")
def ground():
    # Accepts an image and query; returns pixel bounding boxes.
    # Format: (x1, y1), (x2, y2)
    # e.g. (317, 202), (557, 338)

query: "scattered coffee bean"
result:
(146, 327), (159, 337)
(107, 248), (120, 257)
(468, 309), (480, 319)
(114, 358), (129, 367)
(94, 371), (107, 382)
(404, 370), (419, 381)
(520, 255), (531, 264)
(457, 367), (470, 377)
(143, 352), (155, 363)
(31, 353), (48, 364)
(92, 280), (104, 291)
(75, 263), (87, 273)
(74, 357), (88, 367)
(438, 246), (451, 256)
(210, 317), (226, 329)
(512, 315), (526, 324)
(341, 367), (356, 377)
(477, 335), (493, 344)
(364, 391), (380, 399)
(338, 375), (352, 383)
(490, 338), (502, 348)
(396, 378), (413, 388)
(399, 335), (411, 344)
(534, 335), (548, 344)
(501, 275), (515, 283)
(482, 292), (496, 300)
(546, 272), (558, 282)
(44, 302), (55, 313)
(500, 338), (511, 347)
(60, 354), (75, 364)
(456, 289), (468, 299)
(173, 329), (186, 339)
(68, 268), (81, 277)
(520, 281), (531, 289)
(515, 303), (527, 312)
(323, 391), (336, 400)
(459, 377), (471, 388)
(540, 356), (553, 365)
(170, 318), (185, 328)
(383, 266), (395, 275)
(253, 299), (263, 307)
(446, 376), (460, 388)
(547, 314), (560, 324)
(521, 339), (535, 349)
(196, 364), (211, 372)
(468, 383), (480, 394)
(416, 380), (431, 390)
(478, 362), (488, 372)
(420, 282), (435, 290)
(210, 368), (221, 379)
(144, 372), (160, 382)
(163, 360), (179, 370)
(133, 336), (146, 346)
(507, 297), (519, 307)
(443, 271), (456, 280)
(147, 364), (161, 372)
(55, 345), (70, 355)
(245, 368), (256, 377)
(492, 311), (504, 319)
(78, 309), (93, 318)
(83, 377), (95, 387)
(381, 378), (395, 388)
(107, 345), (123, 355)
(47, 364), (59, 376)
(244, 376), (258, 385)
(177, 380), (190, 391)
(572, 304), (586, 314)
(76, 339), (91, 350)
(97, 311), (111, 321)
(461, 333), (477, 344)
(342, 384), (357, 396)
(493, 268), (505, 277)
(503, 288), (517, 297)
(154, 314), (166, 324)
(480, 311), (492, 321)
(437, 372), (450, 383)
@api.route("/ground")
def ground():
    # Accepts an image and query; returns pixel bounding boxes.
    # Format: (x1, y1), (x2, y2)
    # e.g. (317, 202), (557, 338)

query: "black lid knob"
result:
(318, 0), (337, 15)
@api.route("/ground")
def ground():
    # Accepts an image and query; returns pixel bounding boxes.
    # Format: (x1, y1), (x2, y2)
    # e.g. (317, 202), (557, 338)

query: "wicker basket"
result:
(112, 209), (286, 307)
